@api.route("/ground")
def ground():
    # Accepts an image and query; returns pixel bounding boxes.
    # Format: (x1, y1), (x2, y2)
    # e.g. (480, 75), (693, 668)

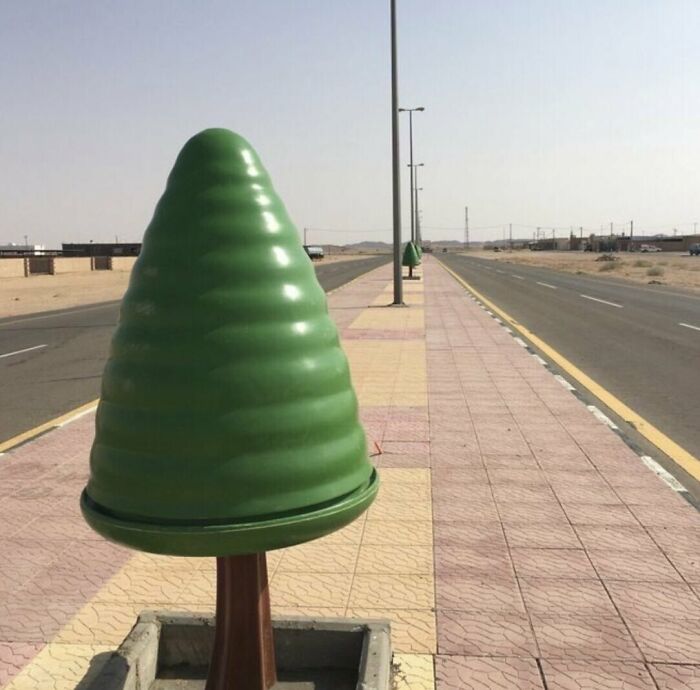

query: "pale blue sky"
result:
(1, 1), (699, 247)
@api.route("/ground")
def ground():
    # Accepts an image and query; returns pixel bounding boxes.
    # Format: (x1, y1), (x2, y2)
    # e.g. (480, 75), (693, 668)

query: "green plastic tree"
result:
(402, 240), (421, 279)
(81, 128), (378, 689)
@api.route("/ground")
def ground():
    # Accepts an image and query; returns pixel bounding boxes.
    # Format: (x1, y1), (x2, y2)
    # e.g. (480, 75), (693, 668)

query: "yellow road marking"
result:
(438, 259), (700, 483)
(0, 399), (99, 453)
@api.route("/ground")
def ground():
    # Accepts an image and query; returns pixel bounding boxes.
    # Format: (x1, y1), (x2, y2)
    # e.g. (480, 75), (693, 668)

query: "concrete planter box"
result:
(81, 611), (391, 690)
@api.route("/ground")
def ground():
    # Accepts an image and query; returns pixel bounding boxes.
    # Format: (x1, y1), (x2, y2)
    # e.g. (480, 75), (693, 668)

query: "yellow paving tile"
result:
(276, 543), (358, 574)
(271, 606), (346, 618)
(3, 644), (113, 690)
(53, 602), (142, 645)
(347, 608), (436, 654)
(348, 574), (434, 609)
(367, 500), (432, 521)
(376, 480), (432, 502)
(270, 573), (353, 608)
(355, 545), (433, 575)
(92, 567), (186, 605)
(313, 516), (366, 545)
(343, 340), (427, 407)
(372, 292), (424, 306)
(349, 307), (424, 331)
(362, 520), (433, 546)
(392, 653), (435, 690)
(379, 468), (431, 485)
(177, 569), (216, 605)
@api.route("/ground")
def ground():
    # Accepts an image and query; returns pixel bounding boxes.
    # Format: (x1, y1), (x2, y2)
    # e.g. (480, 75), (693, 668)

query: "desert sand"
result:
(0, 253), (373, 319)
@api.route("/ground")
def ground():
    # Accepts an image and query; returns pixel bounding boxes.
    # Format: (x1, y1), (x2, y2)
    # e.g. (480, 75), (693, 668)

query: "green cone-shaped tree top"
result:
(402, 241), (420, 268)
(81, 129), (378, 556)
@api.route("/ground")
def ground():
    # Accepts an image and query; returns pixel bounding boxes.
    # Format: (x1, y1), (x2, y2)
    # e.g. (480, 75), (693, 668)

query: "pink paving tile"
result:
(541, 660), (656, 689)
(498, 501), (569, 525)
(562, 503), (640, 527)
(587, 549), (683, 583)
(487, 468), (550, 486)
(648, 526), (700, 553)
(481, 453), (541, 469)
(627, 619), (700, 663)
(520, 578), (617, 617)
(437, 610), (538, 657)
(664, 550), (700, 584)
(0, 642), (44, 686)
(531, 615), (643, 661)
(573, 525), (659, 552)
(503, 524), (581, 549)
(435, 655), (545, 690)
(0, 601), (80, 643)
(628, 503), (700, 528)
(492, 484), (558, 504)
(433, 521), (508, 549)
(510, 549), (598, 580)
(649, 663), (700, 689)
(433, 499), (500, 523)
(552, 485), (623, 505)
(434, 548), (515, 579)
(606, 581), (700, 621)
(436, 575), (525, 614)
(431, 467), (489, 485)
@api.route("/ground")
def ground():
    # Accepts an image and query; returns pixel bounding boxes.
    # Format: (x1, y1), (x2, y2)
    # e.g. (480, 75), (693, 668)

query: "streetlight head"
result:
(417, 163), (425, 167)
(416, 107), (425, 111)
(398, 108), (407, 112)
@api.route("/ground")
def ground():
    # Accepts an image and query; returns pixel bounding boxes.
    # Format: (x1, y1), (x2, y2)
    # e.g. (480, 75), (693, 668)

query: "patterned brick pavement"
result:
(0, 256), (699, 688)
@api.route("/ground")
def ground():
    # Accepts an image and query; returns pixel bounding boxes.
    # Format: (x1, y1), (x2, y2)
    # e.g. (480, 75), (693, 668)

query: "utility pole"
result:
(303, 227), (308, 245)
(610, 221), (613, 236)
(629, 220), (633, 251)
(509, 223), (512, 250)
(464, 206), (469, 250)
(389, 0), (403, 305)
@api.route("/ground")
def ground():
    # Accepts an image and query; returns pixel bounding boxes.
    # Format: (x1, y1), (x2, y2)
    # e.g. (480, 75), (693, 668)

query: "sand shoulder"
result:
(0, 254), (372, 319)
(470, 249), (700, 291)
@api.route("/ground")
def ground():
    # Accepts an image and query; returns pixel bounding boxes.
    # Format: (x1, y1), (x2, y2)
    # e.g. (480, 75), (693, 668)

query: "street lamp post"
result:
(399, 107), (425, 244)
(411, 163), (424, 245)
(415, 186), (423, 246)
(390, 0), (403, 305)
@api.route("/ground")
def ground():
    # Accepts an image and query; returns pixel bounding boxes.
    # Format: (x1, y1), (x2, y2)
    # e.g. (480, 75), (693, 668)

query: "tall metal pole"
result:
(408, 112), (415, 244)
(509, 223), (512, 250)
(414, 165), (421, 246)
(464, 207), (469, 249)
(629, 220), (633, 251)
(390, 0), (403, 305)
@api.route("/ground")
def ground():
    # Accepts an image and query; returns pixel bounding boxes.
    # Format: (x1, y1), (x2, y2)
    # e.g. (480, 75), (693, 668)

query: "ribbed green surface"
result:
(82, 129), (377, 555)
(402, 241), (420, 267)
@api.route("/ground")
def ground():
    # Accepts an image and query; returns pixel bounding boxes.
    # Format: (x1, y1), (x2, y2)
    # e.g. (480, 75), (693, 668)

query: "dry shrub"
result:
(647, 266), (665, 277)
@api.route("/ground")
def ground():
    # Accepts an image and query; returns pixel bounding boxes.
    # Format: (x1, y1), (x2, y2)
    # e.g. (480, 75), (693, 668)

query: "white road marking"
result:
(503, 327), (513, 333)
(511, 274), (525, 280)
(532, 354), (548, 366)
(0, 344), (47, 360)
(580, 294), (623, 309)
(554, 375), (576, 391)
(536, 281), (557, 289)
(586, 405), (619, 430)
(514, 337), (528, 348)
(495, 269), (505, 274)
(679, 322), (700, 332)
(640, 455), (687, 492)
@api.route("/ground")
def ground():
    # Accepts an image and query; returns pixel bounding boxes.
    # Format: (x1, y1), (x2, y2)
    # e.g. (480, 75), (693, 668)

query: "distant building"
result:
(62, 242), (141, 257)
(0, 243), (46, 256)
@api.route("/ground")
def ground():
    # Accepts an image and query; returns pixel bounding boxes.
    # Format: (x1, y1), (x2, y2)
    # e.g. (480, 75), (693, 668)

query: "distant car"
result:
(640, 244), (662, 253)
(689, 243), (700, 256)
(303, 245), (324, 261)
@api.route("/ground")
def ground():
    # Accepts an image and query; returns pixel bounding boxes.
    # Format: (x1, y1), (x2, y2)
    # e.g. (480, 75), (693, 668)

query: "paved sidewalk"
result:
(1, 256), (699, 689)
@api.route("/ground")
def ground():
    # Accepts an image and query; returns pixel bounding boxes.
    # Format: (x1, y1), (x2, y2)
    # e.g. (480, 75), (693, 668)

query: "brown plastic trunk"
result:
(205, 553), (277, 690)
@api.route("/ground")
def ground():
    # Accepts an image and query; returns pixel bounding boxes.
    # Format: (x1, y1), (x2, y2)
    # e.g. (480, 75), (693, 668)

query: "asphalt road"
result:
(440, 253), (700, 480)
(0, 255), (390, 443)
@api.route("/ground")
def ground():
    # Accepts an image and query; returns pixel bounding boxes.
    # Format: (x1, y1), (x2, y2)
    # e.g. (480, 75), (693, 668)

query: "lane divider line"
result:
(511, 274), (525, 280)
(580, 294), (623, 308)
(587, 405), (619, 430)
(679, 322), (700, 332)
(536, 281), (557, 290)
(640, 456), (688, 493)
(0, 344), (47, 360)
(437, 259), (700, 483)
